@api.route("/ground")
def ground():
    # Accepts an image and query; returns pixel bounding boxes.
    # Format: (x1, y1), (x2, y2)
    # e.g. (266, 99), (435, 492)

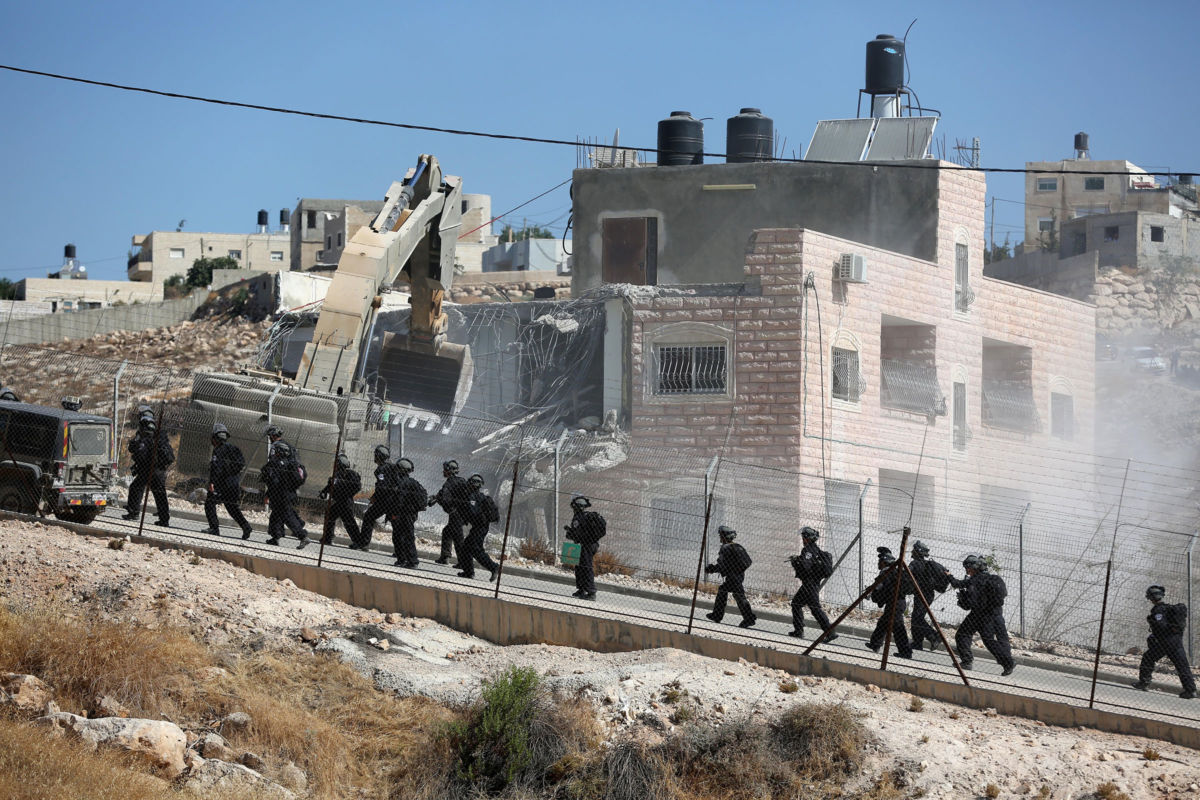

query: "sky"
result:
(1, 0), (1197, 282)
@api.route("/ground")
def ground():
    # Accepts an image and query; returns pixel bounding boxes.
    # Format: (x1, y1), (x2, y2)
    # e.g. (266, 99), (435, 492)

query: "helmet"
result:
(212, 423), (230, 442)
(61, 396), (82, 412)
(468, 473), (484, 489)
(141, 420), (157, 433)
(878, 551), (897, 567)
(335, 452), (352, 470)
(963, 554), (986, 572)
(139, 415), (155, 427)
(717, 525), (736, 542)
(1146, 585), (1166, 602)
(443, 459), (459, 475)
(374, 444), (391, 464)
(570, 495), (591, 510)
(0, 387), (19, 402)
(396, 457), (414, 474)
(800, 526), (819, 542)
(912, 540), (930, 558)
(272, 441), (292, 459)
(266, 425), (283, 439)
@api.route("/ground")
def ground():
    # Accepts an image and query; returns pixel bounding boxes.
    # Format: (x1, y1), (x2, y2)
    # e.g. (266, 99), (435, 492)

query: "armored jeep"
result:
(0, 400), (118, 524)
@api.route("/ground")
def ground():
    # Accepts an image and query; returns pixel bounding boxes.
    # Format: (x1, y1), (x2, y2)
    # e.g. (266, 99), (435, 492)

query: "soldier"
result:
(563, 494), (606, 600)
(203, 423), (252, 539)
(122, 417), (173, 527)
(950, 554), (1015, 675)
(0, 387), (19, 402)
(909, 540), (951, 651)
(318, 453), (361, 547)
(866, 547), (913, 658)
(356, 445), (401, 551)
(60, 396), (82, 412)
(788, 526), (838, 641)
(391, 457), (427, 568)
(705, 525), (757, 628)
(1132, 585), (1195, 699)
(260, 441), (310, 548)
(430, 459), (470, 568)
(265, 424), (287, 449)
(459, 474), (500, 581)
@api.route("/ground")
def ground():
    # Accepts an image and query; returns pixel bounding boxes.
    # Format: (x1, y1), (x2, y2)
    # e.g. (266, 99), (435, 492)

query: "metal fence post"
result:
(493, 426), (524, 598)
(552, 428), (567, 561)
(1089, 558), (1114, 709)
(111, 360), (128, 464)
(1188, 533), (1197, 663)
(1018, 501), (1030, 638)
(857, 479), (871, 596)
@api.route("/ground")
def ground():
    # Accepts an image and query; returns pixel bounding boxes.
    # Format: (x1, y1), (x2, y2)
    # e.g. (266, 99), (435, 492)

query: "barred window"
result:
(954, 243), (973, 311)
(654, 344), (727, 395)
(981, 379), (1040, 432)
(880, 359), (941, 414)
(831, 347), (861, 402)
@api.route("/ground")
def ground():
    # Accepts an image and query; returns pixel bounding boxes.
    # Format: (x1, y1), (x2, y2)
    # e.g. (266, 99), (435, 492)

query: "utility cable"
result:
(2, 63), (1195, 178)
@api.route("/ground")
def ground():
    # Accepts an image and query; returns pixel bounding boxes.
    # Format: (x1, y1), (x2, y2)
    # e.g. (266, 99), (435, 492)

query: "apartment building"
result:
(129, 212), (292, 286)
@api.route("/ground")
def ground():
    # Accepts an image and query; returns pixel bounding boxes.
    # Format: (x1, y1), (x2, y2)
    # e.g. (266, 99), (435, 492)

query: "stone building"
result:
(129, 214), (292, 287)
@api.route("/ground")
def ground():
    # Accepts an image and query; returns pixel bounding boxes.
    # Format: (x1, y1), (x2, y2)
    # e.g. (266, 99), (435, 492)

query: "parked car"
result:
(0, 399), (118, 523)
(1130, 347), (1167, 374)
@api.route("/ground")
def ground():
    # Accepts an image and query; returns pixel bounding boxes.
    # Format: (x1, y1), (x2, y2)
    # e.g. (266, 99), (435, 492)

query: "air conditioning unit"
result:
(837, 253), (867, 283)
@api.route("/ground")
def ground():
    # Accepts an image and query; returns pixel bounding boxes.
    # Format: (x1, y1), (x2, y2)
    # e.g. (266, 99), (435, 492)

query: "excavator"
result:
(177, 155), (473, 494)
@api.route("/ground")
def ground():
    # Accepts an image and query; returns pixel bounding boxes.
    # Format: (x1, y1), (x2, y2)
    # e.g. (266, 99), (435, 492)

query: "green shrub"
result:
(446, 666), (542, 792)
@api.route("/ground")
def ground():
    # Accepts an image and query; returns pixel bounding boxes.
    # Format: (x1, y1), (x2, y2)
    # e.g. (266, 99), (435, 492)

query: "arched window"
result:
(831, 331), (864, 404)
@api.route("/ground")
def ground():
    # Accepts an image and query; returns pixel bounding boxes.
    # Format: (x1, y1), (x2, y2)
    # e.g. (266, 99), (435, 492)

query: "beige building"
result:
(16, 277), (162, 307)
(129, 225), (292, 286)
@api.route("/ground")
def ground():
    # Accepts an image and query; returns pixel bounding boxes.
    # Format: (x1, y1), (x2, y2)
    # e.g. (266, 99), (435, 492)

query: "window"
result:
(306, 210), (317, 229)
(1150, 226), (1165, 242)
(270, 251), (283, 262)
(169, 248), (184, 259)
(1103, 226), (1119, 243)
(602, 216), (658, 285)
(1037, 217), (1055, 233)
(1051, 392), (1074, 440)
(227, 249), (241, 259)
(1084, 176), (1105, 191)
(337, 232), (343, 247)
(1071, 231), (1087, 255)
(654, 344), (726, 395)
(1073, 205), (1109, 218)
(325, 236), (332, 250)
(880, 317), (940, 414)
(831, 347), (861, 402)
(953, 381), (968, 450)
(1036, 177), (1057, 192)
(954, 242), (972, 311)
(981, 339), (1038, 432)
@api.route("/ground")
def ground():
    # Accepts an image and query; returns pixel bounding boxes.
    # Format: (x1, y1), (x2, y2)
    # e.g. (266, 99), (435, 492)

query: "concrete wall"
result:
(1059, 211), (1199, 271)
(984, 250), (1098, 301)
(0, 292), (204, 346)
(17, 278), (163, 305)
(571, 160), (951, 293)
(482, 238), (570, 273)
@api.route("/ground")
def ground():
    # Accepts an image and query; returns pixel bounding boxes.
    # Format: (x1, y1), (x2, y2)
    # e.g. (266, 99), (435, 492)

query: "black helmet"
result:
(212, 423), (230, 442)
(1146, 585), (1166, 602)
(0, 387), (19, 402)
(878, 547), (896, 567)
(718, 525), (736, 542)
(335, 452), (352, 470)
(61, 396), (82, 412)
(266, 425), (283, 439)
(800, 526), (819, 542)
(374, 444), (390, 464)
(443, 459), (459, 475)
(963, 554), (986, 572)
(139, 415), (155, 427)
(468, 473), (484, 489)
(912, 540), (930, 557)
(141, 420), (157, 433)
(570, 495), (591, 510)
(272, 441), (292, 459)
(396, 457), (414, 474)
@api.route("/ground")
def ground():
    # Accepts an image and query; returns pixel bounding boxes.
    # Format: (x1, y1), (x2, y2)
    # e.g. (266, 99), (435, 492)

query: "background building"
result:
(129, 209), (292, 286)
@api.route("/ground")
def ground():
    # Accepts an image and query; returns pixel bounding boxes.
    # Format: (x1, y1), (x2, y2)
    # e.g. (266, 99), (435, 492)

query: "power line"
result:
(3, 63), (1196, 179)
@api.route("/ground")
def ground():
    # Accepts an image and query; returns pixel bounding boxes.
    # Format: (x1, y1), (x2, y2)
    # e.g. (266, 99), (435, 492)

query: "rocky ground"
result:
(1, 518), (1197, 799)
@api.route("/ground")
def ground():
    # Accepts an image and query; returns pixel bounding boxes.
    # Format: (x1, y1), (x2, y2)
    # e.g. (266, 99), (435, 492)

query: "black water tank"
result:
(726, 108), (774, 163)
(257, 209), (269, 227)
(279, 209), (289, 226)
(64, 243), (76, 259)
(1074, 132), (1089, 152)
(657, 111), (704, 166)
(865, 34), (905, 94)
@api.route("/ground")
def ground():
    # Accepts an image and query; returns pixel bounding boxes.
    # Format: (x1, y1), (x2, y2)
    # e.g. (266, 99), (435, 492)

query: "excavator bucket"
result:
(376, 332), (474, 417)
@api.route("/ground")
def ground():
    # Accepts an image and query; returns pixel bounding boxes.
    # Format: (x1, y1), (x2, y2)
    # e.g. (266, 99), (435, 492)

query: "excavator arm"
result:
(297, 155), (471, 415)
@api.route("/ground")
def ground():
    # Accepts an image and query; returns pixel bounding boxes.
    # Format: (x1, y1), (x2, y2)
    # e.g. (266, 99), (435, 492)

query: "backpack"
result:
(587, 511), (606, 542)
(732, 543), (752, 572)
(290, 461), (307, 490)
(481, 494), (500, 524)
(815, 548), (833, 580)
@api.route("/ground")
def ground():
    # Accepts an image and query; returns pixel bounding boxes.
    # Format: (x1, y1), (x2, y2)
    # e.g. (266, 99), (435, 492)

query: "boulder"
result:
(278, 761), (308, 793)
(37, 712), (188, 778)
(89, 694), (130, 718)
(241, 751), (266, 770)
(1, 673), (53, 712)
(197, 731), (233, 760)
(221, 710), (252, 732)
(183, 759), (296, 800)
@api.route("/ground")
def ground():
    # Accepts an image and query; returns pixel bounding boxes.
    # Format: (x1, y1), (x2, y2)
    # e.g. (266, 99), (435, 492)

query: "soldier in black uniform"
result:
(908, 540), (951, 651)
(460, 474), (500, 581)
(788, 526), (838, 641)
(391, 457), (427, 568)
(1132, 585), (1195, 699)
(123, 417), (173, 527)
(356, 445), (400, 551)
(564, 495), (606, 600)
(430, 459), (470, 567)
(866, 547), (913, 658)
(705, 525), (757, 628)
(260, 441), (310, 548)
(950, 554), (1015, 675)
(0, 387), (20, 402)
(203, 423), (252, 539)
(318, 453), (361, 546)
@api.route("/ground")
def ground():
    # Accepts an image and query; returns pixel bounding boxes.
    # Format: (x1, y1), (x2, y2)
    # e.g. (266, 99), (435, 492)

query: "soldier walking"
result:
(788, 526), (838, 641)
(564, 495), (606, 600)
(391, 457), (427, 568)
(123, 416), (173, 527)
(260, 441), (310, 548)
(1132, 585), (1195, 699)
(203, 423), (252, 539)
(950, 555), (1015, 675)
(866, 547), (913, 658)
(908, 540), (951, 651)
(459, 474), (500, 581)
(356, 445), (401, 551)
(318, 453), (361, 546)
(430, 459), (470, 567)
(705, 525), (757, 628)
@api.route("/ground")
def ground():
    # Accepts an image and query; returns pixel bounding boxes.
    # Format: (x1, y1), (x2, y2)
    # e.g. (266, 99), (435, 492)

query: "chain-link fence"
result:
(0, 344), (1195, 728)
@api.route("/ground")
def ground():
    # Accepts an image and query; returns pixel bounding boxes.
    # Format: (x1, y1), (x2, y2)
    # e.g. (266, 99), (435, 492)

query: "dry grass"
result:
(517, 536), (556, 566)
(985, 783), (1000, 798)
(1142, 747), (1160, 760)
(652, 571), (719, 596)
(593, 548), (635, 577)
(779, 680), (799, 694)
(908, 696), (925, 712)
(1095, 783), (1132, 800)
